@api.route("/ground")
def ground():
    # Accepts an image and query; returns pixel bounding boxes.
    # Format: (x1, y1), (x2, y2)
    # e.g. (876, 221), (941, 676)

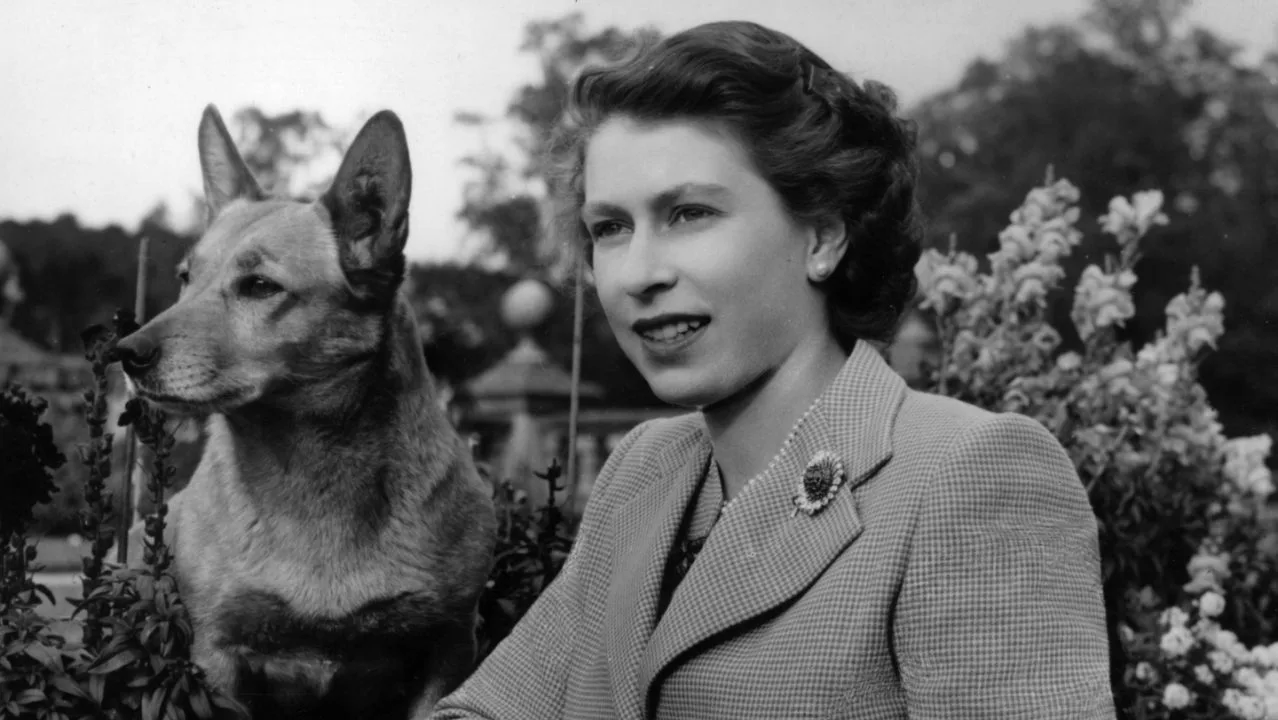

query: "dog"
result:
(115, 105), (497, 718)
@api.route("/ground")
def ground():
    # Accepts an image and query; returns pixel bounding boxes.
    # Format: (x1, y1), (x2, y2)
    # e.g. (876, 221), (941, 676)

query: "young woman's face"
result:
(582, 116), (833, 409)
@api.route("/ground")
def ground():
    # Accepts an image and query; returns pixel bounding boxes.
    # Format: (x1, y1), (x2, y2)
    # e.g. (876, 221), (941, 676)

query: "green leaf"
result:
(188, 687), (213, 720)
(142, 688), (162, 720)
(88, 647), (141, 674)
(16, 688), (47, 705)
(49, 674), (90, 701)
(23, 642), (62, 671)
(209, 690), (248, 716)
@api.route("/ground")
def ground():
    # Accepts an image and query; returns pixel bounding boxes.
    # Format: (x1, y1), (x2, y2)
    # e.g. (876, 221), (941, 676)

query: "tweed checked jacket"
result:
(430, 341), (1115, 719)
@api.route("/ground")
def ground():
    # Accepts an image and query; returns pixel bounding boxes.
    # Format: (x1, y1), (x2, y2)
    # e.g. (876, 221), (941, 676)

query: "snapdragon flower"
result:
(1222, 435), (1275, 499)
(1072, 266), (1138, 341)
(1162, 682), (1193, 710)
(1199, 591), (1227, 618)
(1100, 189), (1169, 246)
(1221, 688), (1267, 720)
(914, 249), (980, 315)
(1135, 661), (1157, 682)
(1162, 626), (1195, 657)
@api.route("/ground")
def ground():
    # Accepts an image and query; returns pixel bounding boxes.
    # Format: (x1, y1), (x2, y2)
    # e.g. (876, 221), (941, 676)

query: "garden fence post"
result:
(564, 256), (586, 516)
(115, 234), (148, 564)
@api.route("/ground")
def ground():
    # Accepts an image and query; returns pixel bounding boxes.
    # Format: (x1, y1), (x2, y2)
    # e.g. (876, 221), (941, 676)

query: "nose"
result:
(616, 228), (675, 299)
(114, 332), (161, 376)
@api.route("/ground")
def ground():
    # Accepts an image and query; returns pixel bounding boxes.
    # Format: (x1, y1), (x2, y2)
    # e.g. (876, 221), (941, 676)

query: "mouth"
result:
(631, 314), (710, 351)
(130, 382), (247, 416)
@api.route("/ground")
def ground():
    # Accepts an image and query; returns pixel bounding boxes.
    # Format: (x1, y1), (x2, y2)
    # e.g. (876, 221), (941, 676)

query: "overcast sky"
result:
(1, 0), (1274, 262)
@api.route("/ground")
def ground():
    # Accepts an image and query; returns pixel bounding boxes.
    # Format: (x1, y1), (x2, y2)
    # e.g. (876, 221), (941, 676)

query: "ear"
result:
(198, 104), (264, 225)
(321, 110), (412, 308)
(806, 215), (849, 283)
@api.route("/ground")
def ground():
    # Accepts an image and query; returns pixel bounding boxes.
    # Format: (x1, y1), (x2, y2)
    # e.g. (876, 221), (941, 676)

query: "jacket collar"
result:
(604, 340), (909, 719)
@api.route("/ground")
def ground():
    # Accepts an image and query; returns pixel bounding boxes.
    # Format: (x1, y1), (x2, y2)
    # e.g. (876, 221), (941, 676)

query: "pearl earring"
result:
(812, 262), (830, 280)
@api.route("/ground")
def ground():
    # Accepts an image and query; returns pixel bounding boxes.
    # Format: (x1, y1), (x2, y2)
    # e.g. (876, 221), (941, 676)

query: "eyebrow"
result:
(233, 247), (279, 272)
(582, 182), (732, 218)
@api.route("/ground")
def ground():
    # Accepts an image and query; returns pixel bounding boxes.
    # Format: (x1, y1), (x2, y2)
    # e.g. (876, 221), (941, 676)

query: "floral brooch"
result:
(792, 450), (847, 517)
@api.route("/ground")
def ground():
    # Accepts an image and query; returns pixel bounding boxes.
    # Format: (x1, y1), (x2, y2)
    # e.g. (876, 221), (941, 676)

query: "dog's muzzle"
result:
(115, 332), (161, 377)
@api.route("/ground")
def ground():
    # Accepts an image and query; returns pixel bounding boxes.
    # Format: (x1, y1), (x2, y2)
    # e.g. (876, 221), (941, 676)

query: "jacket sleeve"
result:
(895, 412), (1115, 719)
(427, 420), (654, 720)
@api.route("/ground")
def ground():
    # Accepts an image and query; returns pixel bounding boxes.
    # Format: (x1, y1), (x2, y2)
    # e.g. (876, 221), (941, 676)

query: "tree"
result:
(230, 107), (355, 200)
(454, 14), (660, 274)
(0, 234), (23, 325)
(427, 15), (665, 407)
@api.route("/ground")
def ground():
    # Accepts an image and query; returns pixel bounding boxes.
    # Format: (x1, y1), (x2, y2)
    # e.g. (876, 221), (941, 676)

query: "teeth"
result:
(641, 319), (705, 342)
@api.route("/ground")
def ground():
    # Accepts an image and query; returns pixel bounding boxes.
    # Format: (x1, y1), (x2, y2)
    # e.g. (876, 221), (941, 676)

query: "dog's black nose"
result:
(115, 333), (160, 376)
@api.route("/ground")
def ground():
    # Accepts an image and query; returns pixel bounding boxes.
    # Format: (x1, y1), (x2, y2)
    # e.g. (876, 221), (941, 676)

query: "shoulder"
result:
(895, 389), (994, 440)
(600, 412), (701, 462)
(628, 411), (704, 453)
(889, 390), (1088, 529)
(891, 389), (1066, 473)
(589, 411), (702, 495)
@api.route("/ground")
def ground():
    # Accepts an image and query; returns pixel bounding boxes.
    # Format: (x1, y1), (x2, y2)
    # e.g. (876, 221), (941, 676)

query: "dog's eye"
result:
(177, 269), (190, 286)
(238, 276), (284, 299)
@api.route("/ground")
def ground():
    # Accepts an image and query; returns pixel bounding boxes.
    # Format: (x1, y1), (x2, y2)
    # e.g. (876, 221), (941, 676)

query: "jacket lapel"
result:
(605, 429), (711, 720)
(635, 341), (908, 715)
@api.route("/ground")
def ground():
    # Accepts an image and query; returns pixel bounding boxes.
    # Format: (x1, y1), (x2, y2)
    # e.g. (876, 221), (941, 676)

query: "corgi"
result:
(115, 105), (496, 718)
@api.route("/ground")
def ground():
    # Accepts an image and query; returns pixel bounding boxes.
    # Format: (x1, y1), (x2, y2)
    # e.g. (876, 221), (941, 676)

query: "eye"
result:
(588, 219), (630, 242)
(671, 205), (716, 225)
(237, 275), (284, 299)
(176, 269), (190, 286)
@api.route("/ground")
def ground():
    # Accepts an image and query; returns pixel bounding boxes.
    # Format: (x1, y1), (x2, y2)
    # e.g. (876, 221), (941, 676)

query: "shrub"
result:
(915, 173), (1277, 717)
(1, 311), (244, 719)
(475, 459), (575, 663)
(22, 369), (205, 540)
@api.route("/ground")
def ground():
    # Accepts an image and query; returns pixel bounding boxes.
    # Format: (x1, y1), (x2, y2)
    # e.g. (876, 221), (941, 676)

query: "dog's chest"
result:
(217, 587), (441, 719)
(177, 479), (447, 718)
(181, 465), (431, 617)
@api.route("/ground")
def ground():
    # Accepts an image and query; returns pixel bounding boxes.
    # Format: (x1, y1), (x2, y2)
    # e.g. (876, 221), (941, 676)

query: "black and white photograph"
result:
(1, 1), (1276, 718)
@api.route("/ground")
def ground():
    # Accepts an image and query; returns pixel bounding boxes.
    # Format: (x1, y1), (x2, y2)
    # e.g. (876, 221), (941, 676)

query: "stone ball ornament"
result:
(501, 278), (555, 331)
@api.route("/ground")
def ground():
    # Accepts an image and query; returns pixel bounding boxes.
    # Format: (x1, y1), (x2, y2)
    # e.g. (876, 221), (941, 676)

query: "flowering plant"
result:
(915, 173), (1277, 716)
(1129, 544), (1278, 718)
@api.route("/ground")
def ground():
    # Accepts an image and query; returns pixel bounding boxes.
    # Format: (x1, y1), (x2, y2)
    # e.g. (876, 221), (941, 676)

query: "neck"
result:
(702, 337), (850, 502)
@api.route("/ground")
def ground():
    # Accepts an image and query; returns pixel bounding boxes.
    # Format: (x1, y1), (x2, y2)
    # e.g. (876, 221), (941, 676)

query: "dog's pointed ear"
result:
(321, 110), (412, 309)
(198, 105), (264, 224)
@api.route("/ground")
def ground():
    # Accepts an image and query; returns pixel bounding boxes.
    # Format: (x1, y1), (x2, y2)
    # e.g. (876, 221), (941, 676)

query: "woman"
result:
(431, 20), (1113, 720)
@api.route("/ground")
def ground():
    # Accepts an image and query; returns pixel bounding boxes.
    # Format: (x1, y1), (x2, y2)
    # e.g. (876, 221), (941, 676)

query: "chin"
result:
(643, 370), (729, 410)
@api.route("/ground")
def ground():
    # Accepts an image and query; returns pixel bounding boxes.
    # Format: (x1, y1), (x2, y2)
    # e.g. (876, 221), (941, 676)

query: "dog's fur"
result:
(116, 105), (496, 718)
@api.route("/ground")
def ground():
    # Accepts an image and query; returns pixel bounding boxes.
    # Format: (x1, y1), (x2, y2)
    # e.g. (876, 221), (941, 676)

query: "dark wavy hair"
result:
(546, 21), (923, 346)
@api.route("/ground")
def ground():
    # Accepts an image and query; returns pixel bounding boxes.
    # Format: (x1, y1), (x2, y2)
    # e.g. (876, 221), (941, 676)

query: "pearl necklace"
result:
(717, 395), (826, 518)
